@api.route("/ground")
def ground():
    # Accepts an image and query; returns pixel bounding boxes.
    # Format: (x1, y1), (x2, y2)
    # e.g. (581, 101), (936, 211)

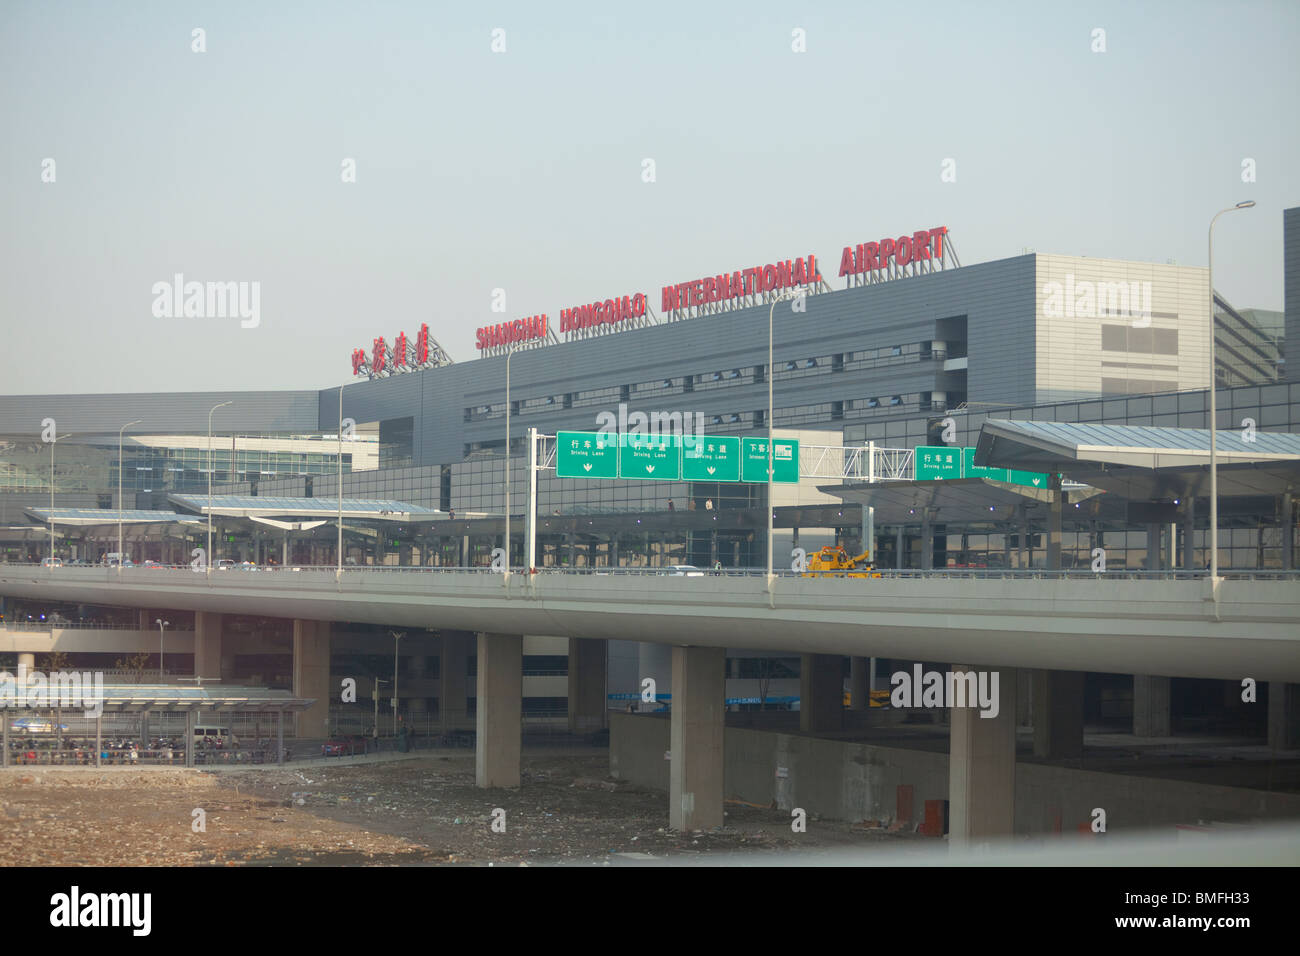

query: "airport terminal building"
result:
(1, 212), (1298, 752)
(1, 216), (1295, 572)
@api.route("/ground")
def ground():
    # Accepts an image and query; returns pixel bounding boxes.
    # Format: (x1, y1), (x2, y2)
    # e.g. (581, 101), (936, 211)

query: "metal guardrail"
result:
(1, 621), (194, 631)
(6, 563), (1299, 581)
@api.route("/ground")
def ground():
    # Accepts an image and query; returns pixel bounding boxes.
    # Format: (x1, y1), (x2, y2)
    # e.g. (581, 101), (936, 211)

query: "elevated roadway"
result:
(1, 566), (1297, 681)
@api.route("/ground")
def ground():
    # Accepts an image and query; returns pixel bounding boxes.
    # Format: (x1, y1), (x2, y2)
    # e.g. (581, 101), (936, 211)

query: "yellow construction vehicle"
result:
(803, 545), (881, 578)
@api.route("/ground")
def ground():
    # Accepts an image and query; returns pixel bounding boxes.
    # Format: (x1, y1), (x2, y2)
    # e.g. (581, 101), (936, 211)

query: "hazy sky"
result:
(2, 0), (1297, 395)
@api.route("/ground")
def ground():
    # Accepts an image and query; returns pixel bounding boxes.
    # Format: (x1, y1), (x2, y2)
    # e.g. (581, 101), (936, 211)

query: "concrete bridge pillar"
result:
(194, 611), (223, 680)
(1133, 675), (1171, 737)
(920, 510), (934, 570)
(475, 632), (521, 788)
(800, 654), (843, 732)
(17, 652), (35, 673)
(439, 631), (472, 731)
(1047, 475), (1063, 570)
(848, 656), (870, 711)
(292, 620), (331, 739)
(1282, 493), (1294, 570)
(669, 645), (725, 831)
(1031, 669), (1084, 758)
(949, 664), (1018, 847)
(1269, 682), (1298, 750)
(567, 638), (607, 733)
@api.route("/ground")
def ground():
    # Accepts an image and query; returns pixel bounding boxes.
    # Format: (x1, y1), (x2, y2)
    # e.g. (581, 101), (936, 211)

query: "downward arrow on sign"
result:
(706, 466), (716, 475)
(583, 463), (592, 471)
(1032, 478), (1041, 486)
(646, 465), (655, 474)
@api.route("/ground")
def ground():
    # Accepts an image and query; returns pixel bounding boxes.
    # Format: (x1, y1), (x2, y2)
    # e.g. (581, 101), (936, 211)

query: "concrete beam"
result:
(567, 637), (607, 734)
(292, 620), (331, 738)
(949, 664), (1017, 847)
(1133, 675), (1171, 737)
(475, 632), (521, 788)
(194, 611), (223, 680)
(1031, 669), (1084, 759)
(669, 645), (725, 831)
(800, 654), (843, 732)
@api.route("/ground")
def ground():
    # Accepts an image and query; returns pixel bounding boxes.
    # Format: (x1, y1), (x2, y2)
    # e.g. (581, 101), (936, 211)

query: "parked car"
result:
(322, 735), (369, 757)
(215, 559), (237, 571)
(660, 565), (704, 576)
(40, 558), (62, 568)
(141, 559), (164, 569)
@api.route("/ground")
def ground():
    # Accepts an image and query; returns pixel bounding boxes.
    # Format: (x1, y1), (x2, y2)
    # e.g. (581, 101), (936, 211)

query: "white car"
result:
(41, 558), (62, 568)
(215, 560), (237, 571)
(661, 565), (704, 577)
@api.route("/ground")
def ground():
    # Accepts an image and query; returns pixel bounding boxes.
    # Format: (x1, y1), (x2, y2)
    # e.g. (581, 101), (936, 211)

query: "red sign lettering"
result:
(660, 255), (820, 314)
(475, 314), (549, 352)
(416, 323), (429, 364)
(839, 227), (948, 277)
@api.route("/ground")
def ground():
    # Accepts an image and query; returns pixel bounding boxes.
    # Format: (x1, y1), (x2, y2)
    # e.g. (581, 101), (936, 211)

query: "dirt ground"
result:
(0, 752), (926, 866)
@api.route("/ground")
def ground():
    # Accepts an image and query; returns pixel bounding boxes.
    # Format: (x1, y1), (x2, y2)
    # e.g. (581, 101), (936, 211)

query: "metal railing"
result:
(7, 562), (1298, 581)
(1, 621), (194, 631)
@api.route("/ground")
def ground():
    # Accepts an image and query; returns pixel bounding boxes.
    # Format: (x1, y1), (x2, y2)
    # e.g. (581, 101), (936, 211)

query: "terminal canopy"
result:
(975, 420), (1300, 500)
(167, 494), (451, 523)
(23, 508), (202, 529)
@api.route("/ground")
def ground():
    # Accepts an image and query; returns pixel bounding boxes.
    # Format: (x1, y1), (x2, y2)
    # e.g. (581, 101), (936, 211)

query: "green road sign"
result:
(618, 434), (682, 480)
(682, 435), (741, 482)
(914, 445), (961, 480)
(962, 447), (1009, 482)
(1006, 468), (1050, 489)
(556, 431), (619, 479)
(740, 437), (799, 483)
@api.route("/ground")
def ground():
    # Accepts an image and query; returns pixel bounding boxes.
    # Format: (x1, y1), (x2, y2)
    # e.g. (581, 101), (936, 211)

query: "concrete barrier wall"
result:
(610, 713), (1300, 832)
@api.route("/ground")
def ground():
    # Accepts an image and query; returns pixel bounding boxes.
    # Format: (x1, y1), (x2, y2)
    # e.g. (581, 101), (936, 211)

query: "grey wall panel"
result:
(337, 255), (1042, 467)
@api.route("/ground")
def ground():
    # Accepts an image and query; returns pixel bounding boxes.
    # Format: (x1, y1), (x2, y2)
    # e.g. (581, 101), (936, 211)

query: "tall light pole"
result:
(503, 343), (523, 582)
(1207, 201), (1255, 579)
(48, 431), (74, 566)
(207, 402), (233, 576)
(766, 288), (800, 590)
(118, 420), (143, 573)
(390, 631), (403, 736)
(337, 385), (345, 576)
(156, 618), (169, 678)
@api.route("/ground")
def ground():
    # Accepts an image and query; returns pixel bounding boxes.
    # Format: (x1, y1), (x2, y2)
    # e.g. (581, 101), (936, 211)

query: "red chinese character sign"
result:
(350, 322), (453, 379)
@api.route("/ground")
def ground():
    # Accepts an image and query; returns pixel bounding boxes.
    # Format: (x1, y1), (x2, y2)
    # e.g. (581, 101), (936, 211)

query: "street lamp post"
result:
(337, 385), (345, 577)
(766, 288), (800, 590)
(48, 431), (74, 567)
(1207, 201), (1255, 580)
(207, 402), (233, 576)
(156, 618), (169, 677)
(372, 678), (389, 741)
(391, 631), (403, 736)
(503, 344), (523, 583)
(118, 420), (142, 573)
